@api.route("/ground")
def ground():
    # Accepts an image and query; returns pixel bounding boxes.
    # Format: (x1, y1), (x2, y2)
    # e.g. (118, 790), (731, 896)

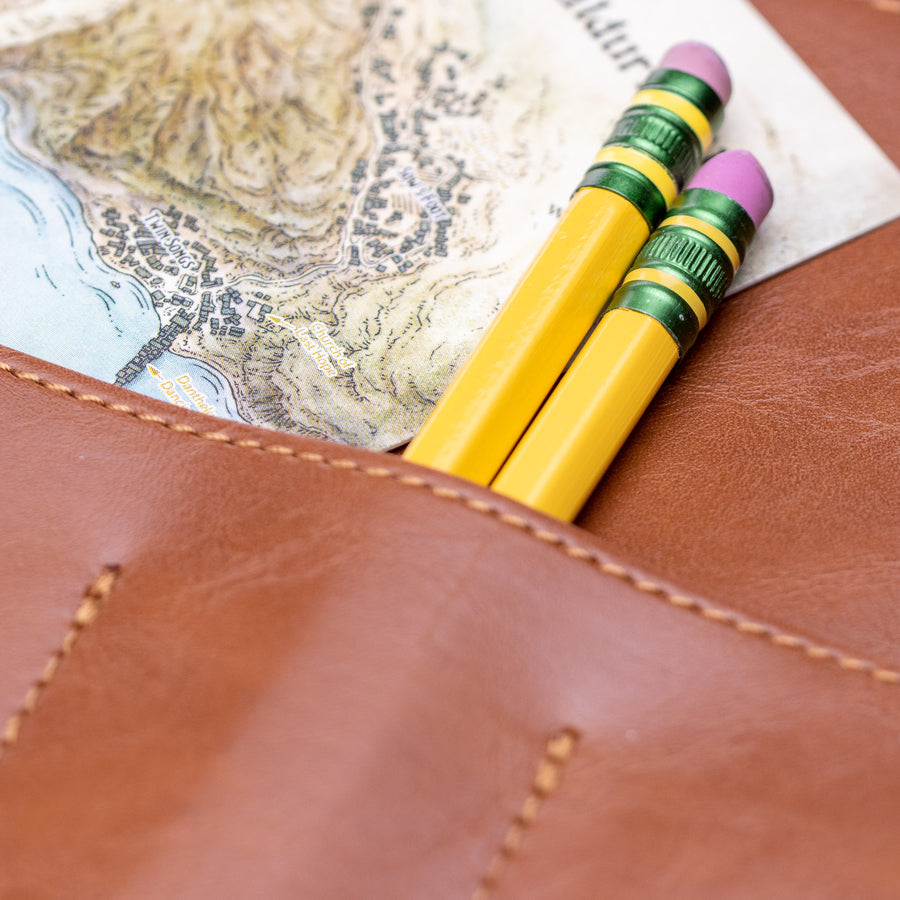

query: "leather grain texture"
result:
(1, 0), (899, 897)
(1, 348), (900, 900)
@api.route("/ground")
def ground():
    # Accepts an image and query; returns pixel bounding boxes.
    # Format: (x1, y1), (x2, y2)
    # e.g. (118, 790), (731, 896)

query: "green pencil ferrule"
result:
(576, 162), (668, 231)
(635, 226), (733, 317)
(608, 282), (701, 357)
(641, 68), (726, 132)
(669, 187), (756, 262)
(573, 69), (731, 231)
(612, 185), (758, 351)
(603, 105), (701, 189)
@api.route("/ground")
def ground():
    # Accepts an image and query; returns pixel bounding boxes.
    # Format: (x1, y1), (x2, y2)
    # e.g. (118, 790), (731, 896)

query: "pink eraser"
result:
(659, 41), (732, 106)
(687, 149), (774, 229)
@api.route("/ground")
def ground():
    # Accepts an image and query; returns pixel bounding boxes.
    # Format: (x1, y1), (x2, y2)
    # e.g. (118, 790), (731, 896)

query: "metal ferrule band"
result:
(576, 161), (668, 231)
(641, 68), (725, 132)
(592, 146), (678, 206)
(634, 224), (734, 317)
(668, 187), (756, 262)
(607, 281), (701, 357)
(660, 214), (741, 271)
(629, 89), (713, 151)
(623, 267), (708, 329)
(602, 106), (701, 190)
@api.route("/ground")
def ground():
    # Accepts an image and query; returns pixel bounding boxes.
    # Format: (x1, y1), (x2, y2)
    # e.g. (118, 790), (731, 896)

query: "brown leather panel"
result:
(576, 0), (900, 662)
(2, 0), (899, 895)
(577, 216), (900, 664)
(1, 349), (899, 898)
(541, 0), (900, 662)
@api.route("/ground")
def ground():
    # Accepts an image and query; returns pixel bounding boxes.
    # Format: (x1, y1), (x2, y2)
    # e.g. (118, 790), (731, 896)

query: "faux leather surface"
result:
(577, 0), (900, 667)
(1, 1), (899, 897)
(2, 346), (900, 899)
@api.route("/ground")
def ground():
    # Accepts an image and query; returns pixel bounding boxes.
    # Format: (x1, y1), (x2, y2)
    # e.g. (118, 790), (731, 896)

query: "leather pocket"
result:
(2, 343), (900, 897)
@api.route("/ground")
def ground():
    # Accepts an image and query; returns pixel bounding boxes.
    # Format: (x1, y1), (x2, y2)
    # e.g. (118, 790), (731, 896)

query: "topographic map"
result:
(0, 0), (640, 447)
(0, 0), (898, 448)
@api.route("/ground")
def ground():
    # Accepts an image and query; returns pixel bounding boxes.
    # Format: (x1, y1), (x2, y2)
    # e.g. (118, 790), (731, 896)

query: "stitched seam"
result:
(2, 361), (898, 687)
(0, 566), (119, 762)
(473, 729), (578, 899)
(474, 730), (578, 898)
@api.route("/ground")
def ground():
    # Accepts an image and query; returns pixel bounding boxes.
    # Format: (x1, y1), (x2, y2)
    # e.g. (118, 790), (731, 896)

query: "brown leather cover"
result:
(1, 1), (899, 896)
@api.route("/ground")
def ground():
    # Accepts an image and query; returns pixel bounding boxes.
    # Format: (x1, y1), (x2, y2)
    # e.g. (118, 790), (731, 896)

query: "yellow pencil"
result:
(491, 150), (774, 520)
(404, 42), (732, 484)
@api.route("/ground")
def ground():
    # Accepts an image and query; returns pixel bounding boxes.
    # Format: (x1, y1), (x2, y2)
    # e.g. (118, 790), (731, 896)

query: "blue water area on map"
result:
(0, 95), (240, 420)
(126, 353), (242, 419)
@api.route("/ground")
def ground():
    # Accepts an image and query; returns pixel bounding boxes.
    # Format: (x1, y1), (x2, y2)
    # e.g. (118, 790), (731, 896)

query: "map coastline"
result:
(0, 0), (559, 447)
(0, 93), (241, 419)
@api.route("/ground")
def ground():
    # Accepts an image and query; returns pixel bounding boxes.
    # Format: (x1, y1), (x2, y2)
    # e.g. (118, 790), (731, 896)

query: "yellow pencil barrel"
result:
(491, 308), (677, 520)
(492, 150), (774, 521)
(403, 44), (731, 484)
(403, 191), (648, 484)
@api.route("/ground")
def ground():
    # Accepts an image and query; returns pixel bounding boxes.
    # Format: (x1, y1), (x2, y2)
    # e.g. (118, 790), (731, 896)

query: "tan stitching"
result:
(0, 567), (119, 762)
(473, 729), (579, 899)
(2, 360), (899, 687)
